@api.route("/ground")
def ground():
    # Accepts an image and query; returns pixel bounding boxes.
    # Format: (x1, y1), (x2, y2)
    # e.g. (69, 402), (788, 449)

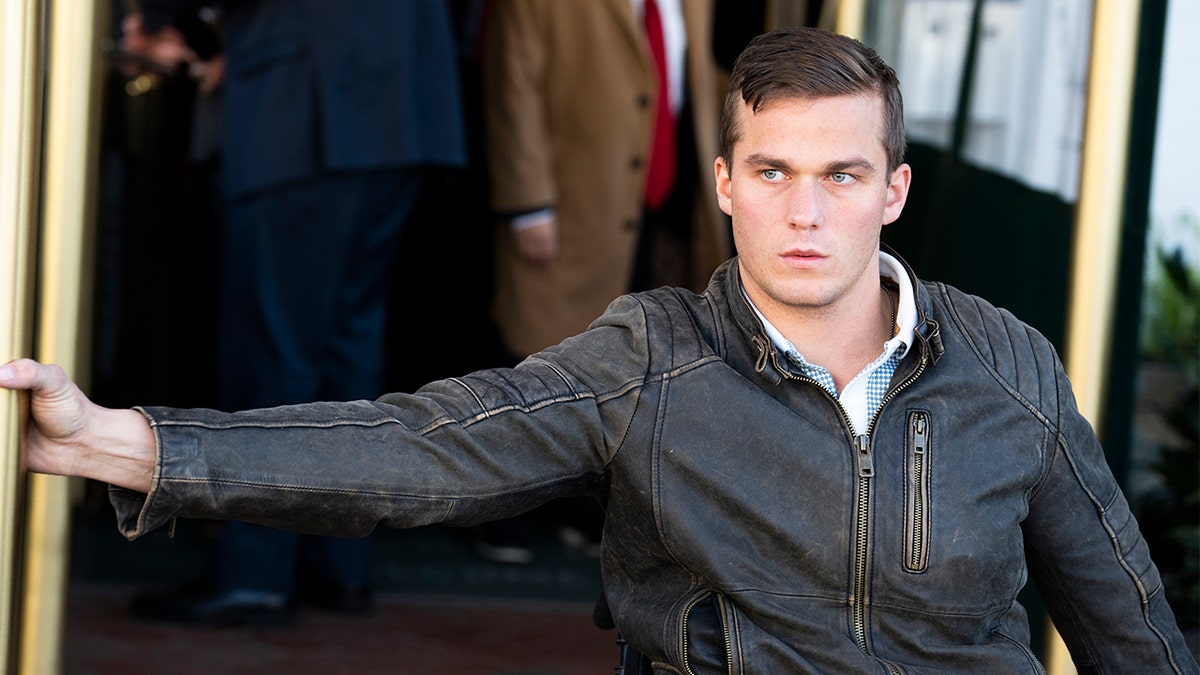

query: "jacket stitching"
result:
(1057, 447), (1192, 673)
(609, 295), (654, 468)
(933, 284), (1058, 432)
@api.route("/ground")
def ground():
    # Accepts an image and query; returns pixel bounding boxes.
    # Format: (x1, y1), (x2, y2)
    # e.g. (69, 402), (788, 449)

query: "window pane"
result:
(867, 0), (1092, 201)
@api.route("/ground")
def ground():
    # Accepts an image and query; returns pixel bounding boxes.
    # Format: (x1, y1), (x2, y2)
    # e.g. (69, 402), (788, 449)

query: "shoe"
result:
(556, 499), (605, 558)
(471, 520), (535, 565)
(130, 585), (295, 627)
(558, 524), (603, 558)
(296, 581), (373, 615)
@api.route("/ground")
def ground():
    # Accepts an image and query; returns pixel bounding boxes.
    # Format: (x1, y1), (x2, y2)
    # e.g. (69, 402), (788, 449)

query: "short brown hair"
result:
(719, 27), (906, 173)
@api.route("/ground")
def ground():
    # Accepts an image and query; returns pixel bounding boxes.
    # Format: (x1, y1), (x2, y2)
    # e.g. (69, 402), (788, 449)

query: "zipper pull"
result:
(752, 335), (769, 373)
(913, 415), (928, 454)
(751, 335), (783, 384)
(856, 435), (874, 477)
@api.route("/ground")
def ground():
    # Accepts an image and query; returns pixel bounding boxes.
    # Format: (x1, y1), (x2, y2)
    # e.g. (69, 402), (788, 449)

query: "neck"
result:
(764, 282), (893, 392)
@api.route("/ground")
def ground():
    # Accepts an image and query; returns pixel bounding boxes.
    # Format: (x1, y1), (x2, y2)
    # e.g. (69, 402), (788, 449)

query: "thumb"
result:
(0, 358), (65, 393)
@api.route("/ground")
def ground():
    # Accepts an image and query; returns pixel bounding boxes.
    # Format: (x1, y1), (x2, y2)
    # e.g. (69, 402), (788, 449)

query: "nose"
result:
(786, 179), (823, 229)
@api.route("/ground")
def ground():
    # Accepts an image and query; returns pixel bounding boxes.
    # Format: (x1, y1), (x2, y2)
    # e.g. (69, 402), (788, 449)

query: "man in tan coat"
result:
(483, 0), (730, 358)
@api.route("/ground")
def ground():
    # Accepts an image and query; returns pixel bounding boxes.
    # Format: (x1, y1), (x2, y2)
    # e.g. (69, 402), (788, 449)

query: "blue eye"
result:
(762, 169), (784, 181)
(830, 172), (852, 184)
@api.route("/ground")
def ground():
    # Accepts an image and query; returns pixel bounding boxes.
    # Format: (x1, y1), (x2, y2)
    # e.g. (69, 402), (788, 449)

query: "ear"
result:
(714, 156), (733, 217)
(882, 163), (911, 226)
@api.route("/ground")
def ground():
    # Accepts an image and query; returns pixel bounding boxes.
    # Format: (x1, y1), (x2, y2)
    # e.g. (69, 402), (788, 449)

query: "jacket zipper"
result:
(767, 348), (928, 673)
(716, 593), (735, 674)
(904, 411), (931, 572)
(852, 433), (874, 657)
(681, 591), (735, 675)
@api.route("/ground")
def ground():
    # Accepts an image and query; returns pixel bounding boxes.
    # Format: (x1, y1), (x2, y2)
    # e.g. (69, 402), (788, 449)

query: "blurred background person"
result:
(474, 0), (730, 564)
(114, 0), (468, 626)
(484, 0), (729, 358)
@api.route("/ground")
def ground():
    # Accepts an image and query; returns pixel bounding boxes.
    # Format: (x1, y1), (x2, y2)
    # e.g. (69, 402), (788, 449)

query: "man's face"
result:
(715, 94), (910, 324)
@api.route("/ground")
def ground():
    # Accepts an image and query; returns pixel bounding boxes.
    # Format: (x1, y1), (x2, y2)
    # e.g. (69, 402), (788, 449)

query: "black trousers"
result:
(216, 169), (425, 408)
(212, 168), (425, 593)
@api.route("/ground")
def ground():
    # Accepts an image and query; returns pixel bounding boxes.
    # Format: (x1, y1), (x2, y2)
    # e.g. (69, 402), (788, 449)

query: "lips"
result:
(780, 248), (825, 267)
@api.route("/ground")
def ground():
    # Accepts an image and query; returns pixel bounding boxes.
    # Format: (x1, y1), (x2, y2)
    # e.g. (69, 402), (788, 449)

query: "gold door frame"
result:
(2, 0), (106, 672)
(1054, 0), (1143, 670)
(0, 0), (45, 670)
(22, 1), (107, 673)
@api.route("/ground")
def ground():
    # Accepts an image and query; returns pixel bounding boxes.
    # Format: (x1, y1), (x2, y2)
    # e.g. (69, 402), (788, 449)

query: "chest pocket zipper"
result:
(904, 410), (932, 573)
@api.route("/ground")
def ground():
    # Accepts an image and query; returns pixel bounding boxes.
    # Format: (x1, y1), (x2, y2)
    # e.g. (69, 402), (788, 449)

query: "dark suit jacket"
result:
(143, 0), (468, 198)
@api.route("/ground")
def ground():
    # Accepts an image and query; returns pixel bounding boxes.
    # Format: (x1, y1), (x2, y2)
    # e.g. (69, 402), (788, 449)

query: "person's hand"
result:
(118, 12), (197, 76)
(514, 218), (559, 264)
(1, 359), (92, 475)
(0, 359), (155, 492)
(190, 53), (225, 97)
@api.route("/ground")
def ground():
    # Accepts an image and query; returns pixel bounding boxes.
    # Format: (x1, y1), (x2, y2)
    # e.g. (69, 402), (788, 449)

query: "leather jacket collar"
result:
(721, 244), (944, 387)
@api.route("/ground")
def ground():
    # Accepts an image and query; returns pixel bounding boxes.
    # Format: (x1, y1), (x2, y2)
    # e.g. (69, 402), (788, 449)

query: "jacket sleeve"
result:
(1022, 365), (1198, 674)
(108, 295), (653, 541)
(934, 281), (1196, 673)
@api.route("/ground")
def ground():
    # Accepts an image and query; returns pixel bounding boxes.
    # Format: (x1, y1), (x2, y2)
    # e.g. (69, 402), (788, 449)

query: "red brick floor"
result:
(64, 584), (619, 674)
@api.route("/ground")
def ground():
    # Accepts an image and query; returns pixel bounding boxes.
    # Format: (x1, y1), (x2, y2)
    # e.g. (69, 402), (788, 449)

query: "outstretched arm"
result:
(0, 359), (155, 493)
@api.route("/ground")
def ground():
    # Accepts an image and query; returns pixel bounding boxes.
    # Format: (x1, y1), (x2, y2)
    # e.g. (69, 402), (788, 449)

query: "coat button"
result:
(631, 156), (643, 169)
(637, 94), (651, 108)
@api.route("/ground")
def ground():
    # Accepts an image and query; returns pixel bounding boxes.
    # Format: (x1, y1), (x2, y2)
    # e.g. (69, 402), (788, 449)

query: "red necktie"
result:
(643, 0), (676, 211)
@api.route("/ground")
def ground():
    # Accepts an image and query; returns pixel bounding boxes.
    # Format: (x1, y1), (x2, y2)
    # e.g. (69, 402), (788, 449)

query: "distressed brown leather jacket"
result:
(115, 254), (1197, 674)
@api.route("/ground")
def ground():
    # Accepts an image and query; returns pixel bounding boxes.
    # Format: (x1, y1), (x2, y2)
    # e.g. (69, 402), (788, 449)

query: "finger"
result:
(0, 359), (63, 393)
(0, 358), (37, 390)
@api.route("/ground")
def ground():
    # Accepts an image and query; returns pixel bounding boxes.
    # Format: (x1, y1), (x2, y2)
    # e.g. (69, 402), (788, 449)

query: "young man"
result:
(4, 28), (1196, 673)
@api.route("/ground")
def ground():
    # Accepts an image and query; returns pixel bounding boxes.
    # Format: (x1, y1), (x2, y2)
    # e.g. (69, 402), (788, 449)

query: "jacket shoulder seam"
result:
(933, 282), (1061, 433)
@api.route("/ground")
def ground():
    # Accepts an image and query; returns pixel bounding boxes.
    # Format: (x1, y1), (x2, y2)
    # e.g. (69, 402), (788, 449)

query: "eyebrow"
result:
(741, 152), (878, 176)
(824, 157), (877, 175)
(742, 152), (791, 169)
